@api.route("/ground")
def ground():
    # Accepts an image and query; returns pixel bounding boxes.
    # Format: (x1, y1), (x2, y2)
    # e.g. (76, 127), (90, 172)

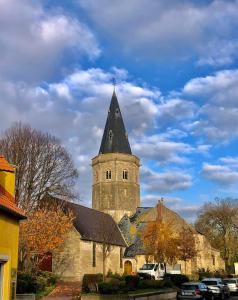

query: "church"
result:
(53, 90), (225, 281)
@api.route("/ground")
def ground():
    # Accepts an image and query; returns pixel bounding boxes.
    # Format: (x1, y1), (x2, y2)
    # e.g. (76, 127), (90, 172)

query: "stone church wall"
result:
(92, 153), (140, 222)
(53, 228), (125, 281)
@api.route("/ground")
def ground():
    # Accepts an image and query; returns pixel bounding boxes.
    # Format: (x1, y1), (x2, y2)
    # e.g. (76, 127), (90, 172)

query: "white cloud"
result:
(202, 162), (238, 186)
(0, 0), (100, 82)
(78, 0), (238, 66)
(183, 69), (238, 141)
(133, 135), (193, 164)
(0, 66), (197, 203)
(141, 167), (192, 193)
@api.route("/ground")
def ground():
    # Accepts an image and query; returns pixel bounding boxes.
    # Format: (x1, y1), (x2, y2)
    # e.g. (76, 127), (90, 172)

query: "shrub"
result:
(17, 271), (58, 294)
(98, 282), (120, 294)
(16, 272), (37, 293)
(163, 280), (174, 288)
(36, 275), (48, 291)
(107, 272), (124, 280)
(38, 271), (58, 285)
(163, 274), (189, 287)
(137, 279), (174, 290)
(197, 268), (228, 280)
(125, 275), (140, 289)
(82, 274), (103, 292)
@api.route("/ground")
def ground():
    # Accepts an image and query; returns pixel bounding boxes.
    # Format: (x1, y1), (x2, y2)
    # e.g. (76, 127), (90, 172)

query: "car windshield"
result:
(224, 280), (236, 284)
(181, 285), (198, 290)
(202, 281), (218, 286)
(140, 264), (155, 270)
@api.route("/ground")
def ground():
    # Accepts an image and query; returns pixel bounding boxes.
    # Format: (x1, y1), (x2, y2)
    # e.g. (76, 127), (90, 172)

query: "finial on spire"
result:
(112, 77), (116, 92)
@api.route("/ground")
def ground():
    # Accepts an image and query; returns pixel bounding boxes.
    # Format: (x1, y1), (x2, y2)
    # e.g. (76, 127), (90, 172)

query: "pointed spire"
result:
(99, 91), (132, 155)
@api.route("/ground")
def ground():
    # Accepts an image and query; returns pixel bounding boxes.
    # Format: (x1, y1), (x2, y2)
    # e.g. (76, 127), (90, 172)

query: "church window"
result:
(120, 247), (123, 268)
(92, 242), (96, 267)
(123, 170), (128, 180)
(212, 255), (215, 266)
(106, 170), (111, 179)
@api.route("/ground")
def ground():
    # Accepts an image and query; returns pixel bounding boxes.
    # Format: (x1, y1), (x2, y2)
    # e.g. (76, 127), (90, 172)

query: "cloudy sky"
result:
(1, 0), (238, 222)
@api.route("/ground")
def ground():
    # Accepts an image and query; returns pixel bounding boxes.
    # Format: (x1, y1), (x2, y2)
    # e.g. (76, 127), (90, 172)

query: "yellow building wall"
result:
(0, 213), (19, 300)
(0, 166), (19, 299)
(0, 169), (15, 196)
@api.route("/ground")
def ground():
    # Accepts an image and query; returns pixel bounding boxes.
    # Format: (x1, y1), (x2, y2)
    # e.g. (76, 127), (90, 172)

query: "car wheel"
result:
(151, 276), (155, 280)
(210, 294), (214, 300)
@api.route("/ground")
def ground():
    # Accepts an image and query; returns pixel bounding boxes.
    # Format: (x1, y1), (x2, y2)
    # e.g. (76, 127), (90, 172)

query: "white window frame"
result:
(0, 255), (9, 300)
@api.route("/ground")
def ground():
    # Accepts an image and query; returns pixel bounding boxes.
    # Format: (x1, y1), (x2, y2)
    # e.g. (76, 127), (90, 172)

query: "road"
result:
(230, 295), (238, 300)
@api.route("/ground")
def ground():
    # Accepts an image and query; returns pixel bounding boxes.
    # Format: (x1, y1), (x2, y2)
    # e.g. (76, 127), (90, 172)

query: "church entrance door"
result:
(124, 260), (132, 275)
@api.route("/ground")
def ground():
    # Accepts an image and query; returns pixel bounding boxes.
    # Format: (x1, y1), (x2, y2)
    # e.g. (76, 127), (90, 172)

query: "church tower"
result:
(92, 91), (140, 222)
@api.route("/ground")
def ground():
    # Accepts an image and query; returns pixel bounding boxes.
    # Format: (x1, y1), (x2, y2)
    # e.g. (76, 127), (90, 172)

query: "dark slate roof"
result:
(99, 91), (132, 155)
(66, 202), (127, 247)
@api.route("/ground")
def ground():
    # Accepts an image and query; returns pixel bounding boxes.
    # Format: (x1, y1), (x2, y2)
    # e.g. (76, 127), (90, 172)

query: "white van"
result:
(137, 263), (165, 280)
(137, 263), (181, 280)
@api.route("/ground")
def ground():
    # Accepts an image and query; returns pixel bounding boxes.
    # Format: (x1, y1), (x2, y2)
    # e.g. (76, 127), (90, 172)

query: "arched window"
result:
(123, 170), (128, 180)
(106, 170), (111, 179)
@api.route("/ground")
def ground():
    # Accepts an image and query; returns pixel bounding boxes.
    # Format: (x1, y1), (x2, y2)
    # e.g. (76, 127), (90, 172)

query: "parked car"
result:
(223, 278), (238, 294)
(177, 282), (214, 300)
(201, 278), (230, 299)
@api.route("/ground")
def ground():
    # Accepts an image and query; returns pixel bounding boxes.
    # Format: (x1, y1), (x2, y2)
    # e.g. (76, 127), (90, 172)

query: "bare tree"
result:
(96, 214), (124, 281)
(0, 122), (78, 213)
(195, 198), (238, 270)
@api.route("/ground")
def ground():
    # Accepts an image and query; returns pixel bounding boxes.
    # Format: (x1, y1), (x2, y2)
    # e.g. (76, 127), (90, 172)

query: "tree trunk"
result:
(184, 260), (187, 274)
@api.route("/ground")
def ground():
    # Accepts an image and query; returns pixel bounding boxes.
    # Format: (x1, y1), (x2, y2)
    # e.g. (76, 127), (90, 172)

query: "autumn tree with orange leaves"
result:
(178, 226), (197, 274)
(19, 207), (74, 273)
(142, 218), (180, 267)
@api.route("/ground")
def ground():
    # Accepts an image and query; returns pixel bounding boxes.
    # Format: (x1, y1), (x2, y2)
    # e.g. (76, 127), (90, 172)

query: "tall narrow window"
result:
(106, 170), (111, 179)
(92, 242), (96, 267)
(120, 247), (123, 268)
(123, 170), (128, 180)
(212, 255), (215, 266)
(109, 130), (113, 140)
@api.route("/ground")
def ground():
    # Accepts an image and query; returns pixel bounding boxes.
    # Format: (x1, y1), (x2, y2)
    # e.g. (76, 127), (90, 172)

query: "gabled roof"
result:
(0, 155), (15, 172)
(64, 202), (127, 247)
(99, 91), (132, 155)
(0, 194), (26, 220)
(0, 155), (26, 219)
(119, 204), (197, 257)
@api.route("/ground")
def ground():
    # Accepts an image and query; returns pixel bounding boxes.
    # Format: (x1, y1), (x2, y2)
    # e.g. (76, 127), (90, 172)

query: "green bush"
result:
(137, 279), (174, 290)
(107, 272), (124, 281)
(163, 274), (189, 287)
(98, 282), (120, 294)
(82, 274), (103, 292)
(38, 271), (58, 285)
(125, 275), (140, 289)
(16, 271), (58, 294)
(36, 275), (48, 291)
(197, 268), (228, 280)
(16, 272), (37, 293)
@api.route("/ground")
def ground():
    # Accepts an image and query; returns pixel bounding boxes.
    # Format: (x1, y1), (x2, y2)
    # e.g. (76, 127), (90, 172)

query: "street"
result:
(230, 295), (238, 300)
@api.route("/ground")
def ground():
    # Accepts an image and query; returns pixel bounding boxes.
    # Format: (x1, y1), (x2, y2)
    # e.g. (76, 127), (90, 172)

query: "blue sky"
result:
(1, 0), (238, 222)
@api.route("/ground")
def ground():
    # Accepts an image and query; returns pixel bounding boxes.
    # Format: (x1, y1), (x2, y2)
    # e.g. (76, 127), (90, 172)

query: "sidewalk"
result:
(43, 281), (81, 300)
